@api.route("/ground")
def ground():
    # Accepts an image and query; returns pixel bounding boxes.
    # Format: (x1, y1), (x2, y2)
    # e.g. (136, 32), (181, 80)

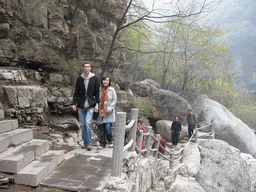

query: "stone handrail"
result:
(111, 109), (214, 177)
(111, 108), (138, 177)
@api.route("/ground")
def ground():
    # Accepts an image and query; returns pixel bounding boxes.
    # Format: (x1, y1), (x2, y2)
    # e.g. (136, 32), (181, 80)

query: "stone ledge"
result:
(14, 150), (64, 187)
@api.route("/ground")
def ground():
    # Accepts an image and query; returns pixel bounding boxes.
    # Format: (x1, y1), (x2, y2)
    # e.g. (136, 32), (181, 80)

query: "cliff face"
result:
(0, 0), (127, 77)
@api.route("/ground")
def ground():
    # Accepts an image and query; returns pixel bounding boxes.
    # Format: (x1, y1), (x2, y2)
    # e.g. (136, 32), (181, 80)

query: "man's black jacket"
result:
(171, 121), (182, 133)
(72, 75), (100, 108)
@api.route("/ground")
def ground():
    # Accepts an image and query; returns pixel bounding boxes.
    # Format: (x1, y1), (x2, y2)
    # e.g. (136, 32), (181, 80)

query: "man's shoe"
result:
(87, 145), (92, 151)
(109, 144), (113, 148)
(97, 145), (104, 149)
(81, 145), (87, 149)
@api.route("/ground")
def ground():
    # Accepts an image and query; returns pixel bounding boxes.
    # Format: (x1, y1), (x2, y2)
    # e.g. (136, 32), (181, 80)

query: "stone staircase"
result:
(0, 108), (64, 187)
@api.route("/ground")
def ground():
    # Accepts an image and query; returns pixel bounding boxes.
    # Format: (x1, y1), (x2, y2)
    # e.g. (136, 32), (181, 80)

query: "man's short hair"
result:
(188, 109), (192, 112)
(138, 120), (142, 124)
(82, 61), (91, 67)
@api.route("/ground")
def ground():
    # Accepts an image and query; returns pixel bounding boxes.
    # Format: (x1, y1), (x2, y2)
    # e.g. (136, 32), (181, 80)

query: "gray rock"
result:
(181, 143), (200, 176)
(1, 86), (47, 108)
(196, 140), (251, 192)
(155, 120), (187, 142)
(240, 153), (256, 191)
(0, 23), (9, 38)
(150, 89), (191, 123)
(49, 74), (64, 83)
(130, 79), (159, 97)
(192, 94), (256, 157)
(169, 175), (206, 192)
(49, 114), (79, 130)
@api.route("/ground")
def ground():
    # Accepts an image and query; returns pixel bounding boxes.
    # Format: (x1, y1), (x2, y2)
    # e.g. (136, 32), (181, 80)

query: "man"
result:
(137, 120), (146, 150)
(171, 117), (182, 146)
(186, 109), (197, 138)
(72, 61), (100, 151)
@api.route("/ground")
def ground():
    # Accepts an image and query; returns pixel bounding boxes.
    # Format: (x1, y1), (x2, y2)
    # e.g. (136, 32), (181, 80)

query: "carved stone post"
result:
(210, 119), (214, 139)
(194, 128), (198, 143)
(137, 130), (143, 158)
(128, 108), (139, 152)
(144, 133), (151, 158)
(111, 112), (126, 177)
(170, 149), (174, 169)
(153, 134), (160, 160)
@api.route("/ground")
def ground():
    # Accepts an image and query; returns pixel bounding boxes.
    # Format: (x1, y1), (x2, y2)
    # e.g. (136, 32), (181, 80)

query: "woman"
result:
(96, 76), (117, 149)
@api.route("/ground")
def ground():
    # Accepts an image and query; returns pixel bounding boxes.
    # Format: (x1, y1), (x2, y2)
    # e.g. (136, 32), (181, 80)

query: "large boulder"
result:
(181, 143), (200, 176)
(196, 140), (251, 192)
(192, 94), (256, 157)
(240, 153), (256, 191)
(155, 120), (187, 142)
(150, 89), (191, 123)
(130, 79), (159, 97)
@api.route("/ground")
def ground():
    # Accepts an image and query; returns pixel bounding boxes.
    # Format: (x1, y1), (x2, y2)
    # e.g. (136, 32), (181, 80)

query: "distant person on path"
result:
(96, 76), (117, 149)
(72, 61), (100, 151)
(186, 109), (197, 138)
(151, 135), (166, 155)
(171, 117), (182, 146)
(137, 120), (146, 150)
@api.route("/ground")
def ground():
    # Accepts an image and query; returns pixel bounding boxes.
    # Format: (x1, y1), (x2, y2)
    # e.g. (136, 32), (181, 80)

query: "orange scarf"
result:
(100, 86), (109, 117)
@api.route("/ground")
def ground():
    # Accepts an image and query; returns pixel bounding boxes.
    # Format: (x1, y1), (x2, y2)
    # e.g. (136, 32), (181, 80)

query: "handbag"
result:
(93, 111), (99, 120)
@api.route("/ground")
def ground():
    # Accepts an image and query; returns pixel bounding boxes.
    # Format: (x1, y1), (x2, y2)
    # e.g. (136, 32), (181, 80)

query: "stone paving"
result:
(41, 147), (114, 192)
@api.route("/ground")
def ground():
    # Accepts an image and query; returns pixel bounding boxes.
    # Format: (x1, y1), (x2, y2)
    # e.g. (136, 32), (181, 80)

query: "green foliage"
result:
(129, 95), (156, 116)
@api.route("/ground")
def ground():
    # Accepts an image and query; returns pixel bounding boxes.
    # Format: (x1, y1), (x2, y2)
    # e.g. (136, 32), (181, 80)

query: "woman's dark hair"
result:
(101, 76), (111, 86)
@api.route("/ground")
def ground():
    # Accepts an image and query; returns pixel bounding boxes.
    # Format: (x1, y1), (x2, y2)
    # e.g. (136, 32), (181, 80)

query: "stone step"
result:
(0, 128), (33, 153)
(14, 150), (64, 187)
(0, 119), (18, 134)
(0, 139), (50, 173)
(0, 109), (4, 119)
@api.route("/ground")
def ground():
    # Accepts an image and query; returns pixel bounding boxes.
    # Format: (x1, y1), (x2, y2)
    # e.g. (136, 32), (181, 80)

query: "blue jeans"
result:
(99, 123), (113, 147)
(78, 107), (94, 146)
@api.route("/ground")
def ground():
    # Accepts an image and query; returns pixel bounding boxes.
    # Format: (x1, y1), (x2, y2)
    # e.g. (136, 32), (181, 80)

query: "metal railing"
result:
(111, 109), (214, 177)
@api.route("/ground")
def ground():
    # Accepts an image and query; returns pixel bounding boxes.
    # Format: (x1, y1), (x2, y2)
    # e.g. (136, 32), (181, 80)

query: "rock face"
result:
(0, 0), (128, 86)
(0, 85), (47, 124)
(196, 140), (251, 192)
(192, 94), (256, 158)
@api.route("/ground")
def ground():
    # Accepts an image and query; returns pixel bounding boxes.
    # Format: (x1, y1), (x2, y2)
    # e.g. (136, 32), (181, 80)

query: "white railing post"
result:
(111, 112), (126, 177)
(153, 134), (160, 160)
(170, 149), (174, 169)
(194, 129), (198, 143)
(128, 108), (139, 152)
(146, 126), (153, 134)
(210, 119), (214, 139)
(144, 134), (151, 158)
(180, 144), (185, 163)
(137, 130), (143, 158)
